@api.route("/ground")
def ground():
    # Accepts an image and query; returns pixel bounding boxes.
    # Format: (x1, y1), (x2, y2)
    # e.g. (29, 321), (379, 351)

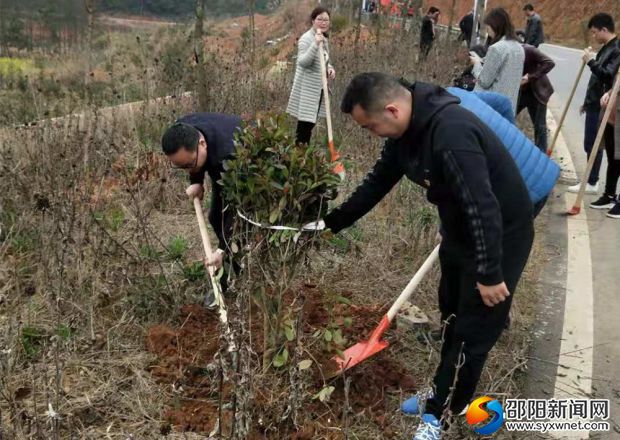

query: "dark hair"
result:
(428, 6), (440, 14)
(161, 122), (200, 155)
(484, 8), (518, 43)
(588, 13), (615, 33)
(523, 4), (534, 12)
(310, 6), (330, 22)
(341, 72), (408, 114)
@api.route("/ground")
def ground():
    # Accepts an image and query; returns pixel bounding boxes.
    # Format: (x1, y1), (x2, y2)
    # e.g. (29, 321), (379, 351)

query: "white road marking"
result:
(547, 103), (578, 182)
(548, 112), (594, 440)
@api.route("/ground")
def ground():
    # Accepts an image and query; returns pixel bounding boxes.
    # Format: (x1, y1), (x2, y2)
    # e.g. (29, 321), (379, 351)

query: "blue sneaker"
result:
(413, 414), (441, 440)
(402, 389), (433, 415)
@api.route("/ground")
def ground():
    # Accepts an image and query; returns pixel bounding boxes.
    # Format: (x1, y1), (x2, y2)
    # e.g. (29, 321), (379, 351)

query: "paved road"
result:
(524, 43), (620, 439)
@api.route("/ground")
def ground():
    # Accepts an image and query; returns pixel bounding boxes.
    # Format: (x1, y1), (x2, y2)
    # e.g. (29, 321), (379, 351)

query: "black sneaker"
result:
(589, 194), (616, 210)
(606, 202), (620, 219)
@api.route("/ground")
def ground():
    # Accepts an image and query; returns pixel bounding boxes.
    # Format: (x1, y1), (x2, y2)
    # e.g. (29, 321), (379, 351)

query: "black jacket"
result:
(584, 37), (620, 111)
(324, 82), (533, 285)
(524, 13), (544, 47)
(459, 13), (473, 44)
(420, 16), (435, 46)
(179, 112), (242, 249)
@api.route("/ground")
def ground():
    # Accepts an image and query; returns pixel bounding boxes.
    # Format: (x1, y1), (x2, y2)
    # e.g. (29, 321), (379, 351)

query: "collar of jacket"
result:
(395, 80), (461, 145)
(598, 36), (618, 56)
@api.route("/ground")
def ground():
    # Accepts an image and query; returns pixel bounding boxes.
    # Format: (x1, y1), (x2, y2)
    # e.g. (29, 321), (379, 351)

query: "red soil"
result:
(147, 287), (418, 436)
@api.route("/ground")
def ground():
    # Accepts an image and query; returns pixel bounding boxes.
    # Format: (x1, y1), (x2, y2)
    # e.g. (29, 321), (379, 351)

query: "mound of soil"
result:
(147, 288), (417, 436)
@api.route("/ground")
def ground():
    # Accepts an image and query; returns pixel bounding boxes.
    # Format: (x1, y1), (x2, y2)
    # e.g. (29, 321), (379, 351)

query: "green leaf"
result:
(269, 208), (280, 224)
(343, 317), (353, 327)
(298, 359), (313, 370)
(270, 181), (284, 190)
(336, 295), (352, 305)
(214, 267), (224, 281)
(333, 329), (345, 345)
(312, 385), (335, 402)
(284, 326), (295, 342)
(324, 329), (333, 342)
(273, 348), (289, 368)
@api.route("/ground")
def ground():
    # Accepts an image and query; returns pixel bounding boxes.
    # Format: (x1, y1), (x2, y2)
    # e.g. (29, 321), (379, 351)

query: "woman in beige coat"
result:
(286, 7), (335, 144)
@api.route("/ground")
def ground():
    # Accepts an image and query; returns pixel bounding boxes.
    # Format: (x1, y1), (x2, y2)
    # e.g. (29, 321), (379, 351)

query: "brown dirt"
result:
(146, 287), (418, 436)
(146, 304), (219, 382)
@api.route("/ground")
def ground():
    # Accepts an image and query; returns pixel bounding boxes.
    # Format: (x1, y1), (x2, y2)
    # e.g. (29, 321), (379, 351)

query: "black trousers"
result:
(517, 90), (548, 153)
(603, 123), (620, 197)
(584, 110), (605, 185)
(295, 91), (324, 145)
(295, 120), (316, 145)
(425, 228), (534, 418)
(420, 41), (433, 59)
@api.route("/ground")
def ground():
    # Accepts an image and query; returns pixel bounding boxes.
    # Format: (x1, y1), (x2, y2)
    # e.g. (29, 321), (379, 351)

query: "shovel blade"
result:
(332, 339), (389, 374)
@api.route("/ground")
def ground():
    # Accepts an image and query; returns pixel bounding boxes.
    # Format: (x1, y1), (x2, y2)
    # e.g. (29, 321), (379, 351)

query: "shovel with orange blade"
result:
(331, 245), (440, 375)
(317, 32), (346, 180)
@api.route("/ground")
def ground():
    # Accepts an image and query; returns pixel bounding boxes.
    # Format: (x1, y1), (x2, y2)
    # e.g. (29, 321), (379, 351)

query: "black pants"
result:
(603, 123), (620, 197)
(295, 91), (324, 145)
(517, 90), (548, 153)
(584, 110), (605, 185)
(295, 120), (316, 145)
(425, 229), (534, 418)
(420, 41), (432, 59)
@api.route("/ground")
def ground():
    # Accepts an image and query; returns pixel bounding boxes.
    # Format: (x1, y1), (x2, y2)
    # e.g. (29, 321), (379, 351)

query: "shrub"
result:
(221, 114), (339, 227)
(220, 113), (340, 370)
(330, 15), (349, 34)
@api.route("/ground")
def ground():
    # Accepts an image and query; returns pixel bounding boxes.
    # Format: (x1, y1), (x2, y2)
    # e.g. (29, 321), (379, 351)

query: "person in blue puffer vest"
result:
(447, 86), (560, 216)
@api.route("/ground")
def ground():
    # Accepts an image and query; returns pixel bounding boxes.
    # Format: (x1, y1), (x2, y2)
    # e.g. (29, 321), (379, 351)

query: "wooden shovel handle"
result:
(386, 245), (440, 320)
(547, 59), (587, 157)
(193, 197), (215, 276)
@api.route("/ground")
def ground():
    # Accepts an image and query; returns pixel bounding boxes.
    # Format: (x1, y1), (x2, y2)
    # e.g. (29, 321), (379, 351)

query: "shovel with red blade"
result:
(331, 245), (440, 374)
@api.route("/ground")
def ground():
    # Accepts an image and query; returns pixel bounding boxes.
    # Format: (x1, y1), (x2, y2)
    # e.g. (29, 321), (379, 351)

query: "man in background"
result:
(523, 4), (544, 47)
(420, 7), (440, 59)
(568, 13), (620, 202)
(518, 44), (555, 152)
(459, 10), (474, 47)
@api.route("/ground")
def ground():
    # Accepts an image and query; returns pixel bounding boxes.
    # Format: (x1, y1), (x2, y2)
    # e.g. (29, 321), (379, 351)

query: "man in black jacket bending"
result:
(314, 73), (534, 440)
(162, 113), (242, 306)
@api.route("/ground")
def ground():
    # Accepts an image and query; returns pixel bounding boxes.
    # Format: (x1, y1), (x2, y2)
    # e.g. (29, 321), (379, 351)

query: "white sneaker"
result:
(567, 182), (598, 194)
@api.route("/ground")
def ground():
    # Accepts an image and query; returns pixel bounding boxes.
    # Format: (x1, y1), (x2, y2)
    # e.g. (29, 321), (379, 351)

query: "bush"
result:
(221, 114), (339, 227)
(220, 113), (341, 370)
(330, 15), (349, 34)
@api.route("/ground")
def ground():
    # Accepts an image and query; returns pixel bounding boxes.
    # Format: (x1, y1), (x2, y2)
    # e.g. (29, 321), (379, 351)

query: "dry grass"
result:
(0, 9), (549, 440)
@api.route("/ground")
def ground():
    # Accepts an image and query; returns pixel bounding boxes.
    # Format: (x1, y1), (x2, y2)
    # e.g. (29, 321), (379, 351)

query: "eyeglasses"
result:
(315, 17), (330, 22)
(170, 151), (199, 170)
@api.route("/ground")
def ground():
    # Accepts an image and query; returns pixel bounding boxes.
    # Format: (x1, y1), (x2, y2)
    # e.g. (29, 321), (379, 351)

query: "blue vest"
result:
(447, 87), (559, 203)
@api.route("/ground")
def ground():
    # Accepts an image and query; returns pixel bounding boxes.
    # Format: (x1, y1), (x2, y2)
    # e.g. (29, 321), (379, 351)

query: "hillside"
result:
(428, 0), (620, 47)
